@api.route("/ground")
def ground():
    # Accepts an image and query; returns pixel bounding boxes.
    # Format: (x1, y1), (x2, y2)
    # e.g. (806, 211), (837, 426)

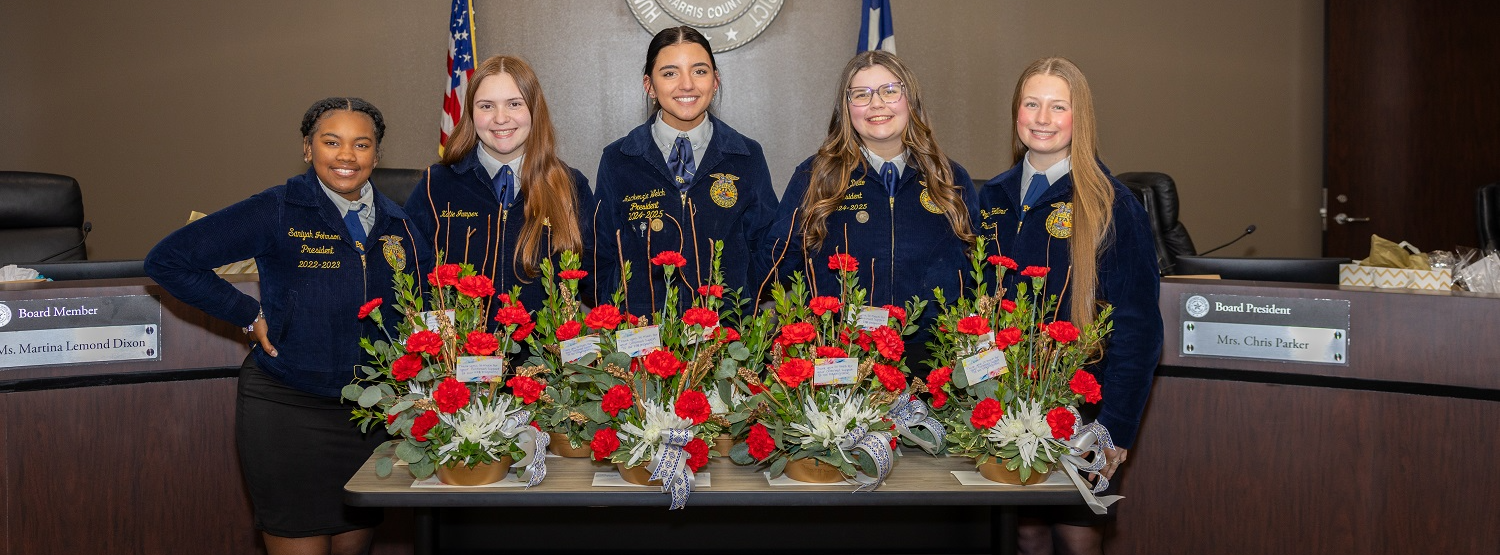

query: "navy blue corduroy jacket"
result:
(404, 150), (595, 314)
(977, 162), (1163, 448)
(593, 116), (776, 313)
(146, 169), (435, 397)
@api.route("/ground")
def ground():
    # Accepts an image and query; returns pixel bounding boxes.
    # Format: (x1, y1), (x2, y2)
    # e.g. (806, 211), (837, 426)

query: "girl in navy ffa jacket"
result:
(765, 50), (978, 375)
(594, 26), (776, 313)
(405, 55), (593, 313)
(977, 58), (1161, 554)
(145, 98), (433, 555)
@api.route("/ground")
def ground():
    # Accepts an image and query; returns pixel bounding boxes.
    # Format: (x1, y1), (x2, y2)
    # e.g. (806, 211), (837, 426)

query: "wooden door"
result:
(1324, 0), (1500, 258)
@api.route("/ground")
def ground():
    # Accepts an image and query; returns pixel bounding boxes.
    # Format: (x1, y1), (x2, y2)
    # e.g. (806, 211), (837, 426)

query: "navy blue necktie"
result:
(493, 165), (516, 209)
(881, 162), (898, 197)
(668, 136), (696, 192)
(343, 205), (367, 253)
(1022, 173), (1050, 209)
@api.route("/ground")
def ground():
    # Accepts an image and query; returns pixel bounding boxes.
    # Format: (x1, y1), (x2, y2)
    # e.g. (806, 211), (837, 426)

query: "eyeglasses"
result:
(847, 82), (905, 107)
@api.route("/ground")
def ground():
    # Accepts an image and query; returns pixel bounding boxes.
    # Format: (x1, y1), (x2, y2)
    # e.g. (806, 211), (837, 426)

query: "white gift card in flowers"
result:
(961, 348), (1007, 386)
(421, 310), (456, 331)
(853, 306), (890, 330)
(560, 334), (601, 364)
(456, 355), (505, 382)
(616, 325), (662, 357)
(813, 357), (858, 385)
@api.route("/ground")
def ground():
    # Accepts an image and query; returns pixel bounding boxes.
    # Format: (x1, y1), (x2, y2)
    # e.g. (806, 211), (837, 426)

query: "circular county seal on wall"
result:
(627, 0), (784, 52)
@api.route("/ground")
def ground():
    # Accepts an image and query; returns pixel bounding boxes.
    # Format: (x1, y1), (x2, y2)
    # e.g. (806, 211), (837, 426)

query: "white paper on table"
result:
(763, 472), (860, 487)
(950, 470), (1071, 487)
(410, 473), (528, 488)
(592, 472), (710, 487)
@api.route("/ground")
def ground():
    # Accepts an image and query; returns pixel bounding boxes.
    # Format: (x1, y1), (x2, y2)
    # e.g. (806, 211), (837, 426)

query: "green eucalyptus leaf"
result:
(728, 342), (750, 361)
(395, 440), (424, 463)
(579, 402), (610, 423)
(375, 457), (394, 478)
(341, 384), (365, 402)
(715, 358), (738, 379)
(357, 386), (383, 408)
(767, 456), (788, 478)
(728, 441), (754, 465)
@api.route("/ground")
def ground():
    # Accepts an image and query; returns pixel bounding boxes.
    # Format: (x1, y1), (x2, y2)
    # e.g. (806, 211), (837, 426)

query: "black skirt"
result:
(236, 355), (388, 537)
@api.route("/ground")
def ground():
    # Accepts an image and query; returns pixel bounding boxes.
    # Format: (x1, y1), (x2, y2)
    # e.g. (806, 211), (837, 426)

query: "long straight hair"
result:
(1010, 57), (1113, 327)
(801, 51), (975, 251)
(440, 56), (582, 278)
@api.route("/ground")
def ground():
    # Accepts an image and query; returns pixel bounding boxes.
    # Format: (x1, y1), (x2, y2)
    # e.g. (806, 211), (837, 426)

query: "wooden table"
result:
(346, 448), (1083, 554)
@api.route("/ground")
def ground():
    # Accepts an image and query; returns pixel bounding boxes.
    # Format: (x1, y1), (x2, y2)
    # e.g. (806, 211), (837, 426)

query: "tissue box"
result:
(1339, 264), (1453, 290)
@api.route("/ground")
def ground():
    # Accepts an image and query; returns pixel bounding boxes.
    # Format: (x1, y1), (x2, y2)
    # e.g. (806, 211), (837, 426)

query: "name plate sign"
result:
(1180, 293), (1349, 365)
(0, 295), (163, 369)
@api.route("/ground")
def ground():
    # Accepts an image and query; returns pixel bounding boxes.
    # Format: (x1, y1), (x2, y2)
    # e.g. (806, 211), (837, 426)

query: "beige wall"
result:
(0, 0), (1323, 260)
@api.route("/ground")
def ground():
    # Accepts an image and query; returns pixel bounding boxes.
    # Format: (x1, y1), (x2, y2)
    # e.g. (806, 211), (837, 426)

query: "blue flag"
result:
(858, 0), (896, 53)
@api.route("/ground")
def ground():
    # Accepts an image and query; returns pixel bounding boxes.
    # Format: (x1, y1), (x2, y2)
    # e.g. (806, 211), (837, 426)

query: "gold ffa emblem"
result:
(380, 235), (407, 271)
(918, 185), (943, 214)
(650, 218), (664, 232)
(1045, 202), (1073, 239)
(709, 173), (739, 208)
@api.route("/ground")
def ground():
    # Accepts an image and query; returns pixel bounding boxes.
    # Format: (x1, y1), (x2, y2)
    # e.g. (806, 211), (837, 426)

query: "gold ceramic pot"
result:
(976, 458), (1050, 485)
(548, 432), (592, 458)
(435, 455), (514, 486)
(616, 462), (662, 486)
(782, 457), (847, 483)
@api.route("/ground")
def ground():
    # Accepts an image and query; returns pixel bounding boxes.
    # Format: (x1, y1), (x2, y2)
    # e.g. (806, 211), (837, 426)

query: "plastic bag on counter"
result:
(1456, 248), (1500, 293)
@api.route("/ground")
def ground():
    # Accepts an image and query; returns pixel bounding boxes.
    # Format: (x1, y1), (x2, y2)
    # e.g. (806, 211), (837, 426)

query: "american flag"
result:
(440, 0), (476, 155)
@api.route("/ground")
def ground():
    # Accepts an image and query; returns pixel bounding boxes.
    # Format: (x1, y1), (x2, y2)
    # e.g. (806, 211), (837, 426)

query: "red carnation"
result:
(715, 327), (741, 343)
(808, 296), (842, 316)
(600, 384), (633, 417)
(776, 358), (815, 388)
(816, 346), (848, 359)
(410, 410), (439, 441)
(995, 327), (1023, 349)
(882, 304), (907, 326)
(624, 312), (640, 326)
(674, 389), (712, 425)
(357, 298), (382, 319)
(386, 412), (399, 425)
(870, 326), (904, 360)
(464, 330), (499, 355)
(650, 251), (688, 267)
(682, 307), (719, 328)
(584, 304), (623, 330)
(872, 363), (907, 392)
(1001, 299), (1017, 313)
(776, 322), (817, 346)
(391, 353), (424, 381)
(927, 366), (953, 388)
(956, 315), (991, 336)
(746, 381), (766, 394)
(1069, 370), (1104, 403)
(828, 253), (859, 273)
(455, 274), (496, 298)
(591, 428), (620, 461)
(930, 388), (949, 409)
(558, 269), (588, 280)
(427, 264), (461, 287)
(1021, 266), (1049, 278)
(511, 321), (535, 342)
(684, 437), (710, 472)
(494, 305), (530, 327)
(644, 349), (683, 378)
(433, 377), (471, 414)
(405, 330), (443, 356)
(990, 255), (1018, 270)
(697, 284), (724, 298)
(507, 375), (545, 404)
(1046, 321), (1080, 344)
(555, 320), (582, 341)
(746, 422), (775, 460)
(1046, 406), (1077, 440)
(970, 398), (1004, 429)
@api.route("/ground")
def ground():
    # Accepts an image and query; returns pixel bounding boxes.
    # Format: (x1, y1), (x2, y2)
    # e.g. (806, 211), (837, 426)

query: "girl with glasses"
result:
(593, 26), (776, 312)
(978, 57), (1162, 555)
(763, 50), (978, 376)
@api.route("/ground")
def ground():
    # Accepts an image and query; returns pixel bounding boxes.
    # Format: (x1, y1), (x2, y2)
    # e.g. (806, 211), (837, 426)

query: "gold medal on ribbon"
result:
(379, 235), (407, 271)
(709, 173), (739, 208)
(1045, 202), (1073, 239)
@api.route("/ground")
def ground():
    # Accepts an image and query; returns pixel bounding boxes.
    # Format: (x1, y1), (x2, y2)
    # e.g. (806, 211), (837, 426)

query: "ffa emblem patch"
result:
(709, 173), (739, 208)
(1045, 202), (1073, 239)
(918, 186), (943, 214)
(380, 235), (407, 271)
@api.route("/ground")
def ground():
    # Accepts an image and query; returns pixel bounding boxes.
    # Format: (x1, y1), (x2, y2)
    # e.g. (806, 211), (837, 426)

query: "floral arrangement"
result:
(728, 253), (928, 490)
(345, 261), (548, 486)
(926, 236), (1112, 484)
(513, 250), (611, 453)
(583, 243), (759, 509)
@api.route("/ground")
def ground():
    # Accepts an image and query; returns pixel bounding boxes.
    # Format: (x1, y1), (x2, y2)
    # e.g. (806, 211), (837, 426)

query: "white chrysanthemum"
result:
(789, 390), (882, 450)
(436, 394), (517, 463)
(618, 399), (695, 466)
(985, 399), (1054, 466)
(706, 385), (753, 416)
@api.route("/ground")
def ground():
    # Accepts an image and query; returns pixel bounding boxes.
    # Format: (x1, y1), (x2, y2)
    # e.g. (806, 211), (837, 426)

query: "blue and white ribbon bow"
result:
(1060, 409), (1123, 515)
(647, 428), (697, 510)
(886, 392), (946, 455)
(500, 409), (549, 487)
(836, 425), (895, 492)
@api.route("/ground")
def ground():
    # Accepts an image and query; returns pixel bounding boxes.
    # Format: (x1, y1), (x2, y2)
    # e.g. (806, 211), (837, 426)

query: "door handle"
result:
(1333, 213), (1370, 225)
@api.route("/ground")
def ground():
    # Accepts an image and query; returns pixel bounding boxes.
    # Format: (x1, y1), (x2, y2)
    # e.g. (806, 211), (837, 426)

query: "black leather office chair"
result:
(1117, 171), (1196, 274)
(371, 167), (425, 208)
(1477, 182), (1500, 251)
(0, 171), (88, 264)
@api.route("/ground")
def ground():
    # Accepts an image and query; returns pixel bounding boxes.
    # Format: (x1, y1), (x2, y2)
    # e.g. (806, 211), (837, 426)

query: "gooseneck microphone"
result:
(1196, 224), (1256, 257)
(36, 221), (92, 262)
